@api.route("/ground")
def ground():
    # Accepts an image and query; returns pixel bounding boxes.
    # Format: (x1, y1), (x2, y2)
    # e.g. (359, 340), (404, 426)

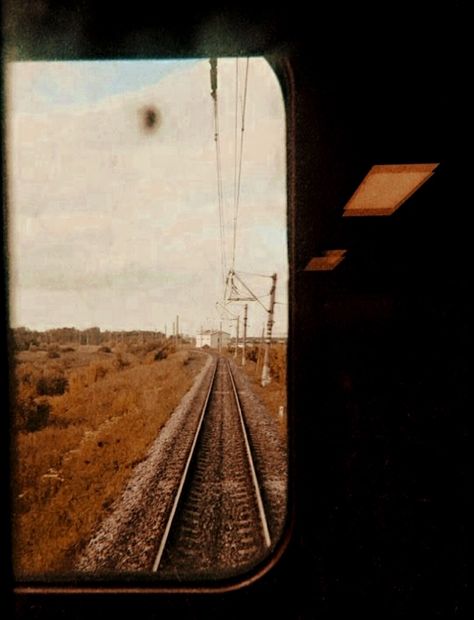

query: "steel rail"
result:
(152, 359), (219, 572)
(225, 359), (272, 548)
(152, 356), (271, 573)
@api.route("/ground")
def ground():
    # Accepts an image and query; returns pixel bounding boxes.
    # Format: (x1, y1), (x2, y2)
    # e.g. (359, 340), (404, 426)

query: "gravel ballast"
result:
(77, 352), (288, 577)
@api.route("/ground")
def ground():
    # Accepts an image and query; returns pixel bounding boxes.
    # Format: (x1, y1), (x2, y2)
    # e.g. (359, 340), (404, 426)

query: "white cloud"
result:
(8, 58), (287, 335)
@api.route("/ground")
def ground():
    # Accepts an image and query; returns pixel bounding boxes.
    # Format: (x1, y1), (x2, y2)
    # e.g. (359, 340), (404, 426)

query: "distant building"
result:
(195, 329), (231, 349)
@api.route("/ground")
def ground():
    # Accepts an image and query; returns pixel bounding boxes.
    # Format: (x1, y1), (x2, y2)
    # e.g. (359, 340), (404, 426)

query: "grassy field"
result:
(12, 342), (207, 576)
(229, 342), (287, 438)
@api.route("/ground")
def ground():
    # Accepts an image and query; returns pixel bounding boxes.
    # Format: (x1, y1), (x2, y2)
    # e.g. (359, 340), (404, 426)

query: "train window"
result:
(8, 58), (288, 585)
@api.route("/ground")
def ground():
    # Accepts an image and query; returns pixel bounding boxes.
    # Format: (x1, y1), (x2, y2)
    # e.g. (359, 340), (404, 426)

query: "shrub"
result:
(154, 346), (168, 361)
(144, 341), (160, 354)
(98, 346), (112, 354)
(153, 343), (178, 361)
(47, 350), (61, 359)
(13, 348), (208, 574)
(90, 363), (108, 382)
(37, 375), (69, 396)
(270, 344), (286, 384)
(114, 352), (130, 370)
(128, 342), (159, 356)
(17, 397), (51, 432)
(245, 346), (258, 362)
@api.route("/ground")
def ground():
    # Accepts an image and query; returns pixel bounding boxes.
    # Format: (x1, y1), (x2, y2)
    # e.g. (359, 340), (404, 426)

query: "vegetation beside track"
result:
(227, 342), (287, 437)
(12, 342), (206, 575)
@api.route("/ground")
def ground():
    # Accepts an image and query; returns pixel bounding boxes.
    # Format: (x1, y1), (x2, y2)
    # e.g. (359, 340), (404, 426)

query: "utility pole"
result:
(218, 320), (222, 353)
(176, 315), (179, 348)
(261, 273), (277, 387)
(234, 314), (240, 359)
(242, 303), (248, 366)
(256, 324), (265, 376)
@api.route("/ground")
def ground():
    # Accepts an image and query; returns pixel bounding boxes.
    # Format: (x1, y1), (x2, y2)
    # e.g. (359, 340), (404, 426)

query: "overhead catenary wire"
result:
(231, 58), (250, 273)
(234, 269), (275, 279)
(216, 124), (228, 286)
(233, 59), (239, 257)
(229, 270), (268, 312)
(216, 300), (239, 319)
(210, 58), (228, 292)
(210, 57), (272, 345)
(205, 58), (285, 352)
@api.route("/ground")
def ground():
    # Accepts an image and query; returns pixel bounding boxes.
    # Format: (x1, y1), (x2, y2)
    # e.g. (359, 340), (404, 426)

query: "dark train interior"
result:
(3, 3), (468, 618)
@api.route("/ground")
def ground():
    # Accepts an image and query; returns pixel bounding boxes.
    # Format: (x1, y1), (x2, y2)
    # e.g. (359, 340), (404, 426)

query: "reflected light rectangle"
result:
(305, 249), (347, 271)
(343, 163), (439, 216)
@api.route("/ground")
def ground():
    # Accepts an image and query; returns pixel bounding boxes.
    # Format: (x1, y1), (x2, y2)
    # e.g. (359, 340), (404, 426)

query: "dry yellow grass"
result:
(228, 343), (287, 437)
(12, 346), (206, 576)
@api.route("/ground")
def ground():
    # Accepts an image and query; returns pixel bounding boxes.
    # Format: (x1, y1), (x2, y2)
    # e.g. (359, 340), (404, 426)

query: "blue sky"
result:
(8, 58), (287, 336)
(9, 59), (198, 113)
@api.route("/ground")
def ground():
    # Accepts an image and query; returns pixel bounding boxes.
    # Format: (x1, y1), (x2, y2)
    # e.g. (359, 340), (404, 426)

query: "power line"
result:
(234, 269), (274, 279)
(231, 58), (250, 272)
(230, 270), (268, 312)
(233, 59), (239, 257)
(215, 119), (227, 285)
(210, 58), (228, 293)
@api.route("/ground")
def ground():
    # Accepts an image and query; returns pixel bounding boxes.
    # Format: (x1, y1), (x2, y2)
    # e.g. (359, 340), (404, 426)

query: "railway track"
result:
(153, 356), (271, 580)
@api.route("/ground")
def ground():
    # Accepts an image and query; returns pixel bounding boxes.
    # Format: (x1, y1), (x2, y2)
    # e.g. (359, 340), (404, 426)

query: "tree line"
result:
(11, 326), (168, 351)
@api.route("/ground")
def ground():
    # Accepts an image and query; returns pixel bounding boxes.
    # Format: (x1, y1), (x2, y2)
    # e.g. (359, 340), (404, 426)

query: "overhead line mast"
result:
(210, 58), (227, 293)
(261, 273), (277, 386)
(209, 58), (277, 382)
(227, 269), (278, 386)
